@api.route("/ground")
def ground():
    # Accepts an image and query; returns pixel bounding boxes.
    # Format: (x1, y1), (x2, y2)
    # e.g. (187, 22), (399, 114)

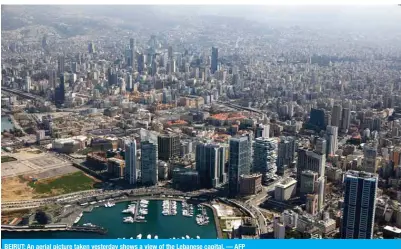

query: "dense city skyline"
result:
(1, 4), (401, 239)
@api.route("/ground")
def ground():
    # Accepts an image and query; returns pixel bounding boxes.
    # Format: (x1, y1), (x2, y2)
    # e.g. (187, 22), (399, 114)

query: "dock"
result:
(1, 225), (107, 235)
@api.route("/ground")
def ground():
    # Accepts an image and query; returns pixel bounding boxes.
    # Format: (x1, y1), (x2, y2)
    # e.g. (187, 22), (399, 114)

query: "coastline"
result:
(9, 114), (26, 134)
(203, 203), (223, 239)
(1, 114), (25, 134)
(2, 197), (221, 238)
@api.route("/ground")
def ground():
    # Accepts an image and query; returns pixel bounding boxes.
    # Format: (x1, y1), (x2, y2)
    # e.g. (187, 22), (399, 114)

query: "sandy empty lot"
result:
(1, 176), (35, 201)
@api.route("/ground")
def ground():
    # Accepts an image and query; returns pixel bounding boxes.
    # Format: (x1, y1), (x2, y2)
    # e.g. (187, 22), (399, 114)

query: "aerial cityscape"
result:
(1, 5), (401, 239)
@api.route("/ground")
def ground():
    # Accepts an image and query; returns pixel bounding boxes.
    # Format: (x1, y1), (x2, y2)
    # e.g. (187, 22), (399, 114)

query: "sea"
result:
(1, 115), (15, 132)
(1, 200), (218, 239)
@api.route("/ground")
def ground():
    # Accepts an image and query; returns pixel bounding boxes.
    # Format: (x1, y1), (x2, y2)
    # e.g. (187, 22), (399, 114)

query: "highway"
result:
(217, 101), (264, 115)
(242, 177), (284, 234)
(1, 187), (220, 211)
(1, 87), (47, 103)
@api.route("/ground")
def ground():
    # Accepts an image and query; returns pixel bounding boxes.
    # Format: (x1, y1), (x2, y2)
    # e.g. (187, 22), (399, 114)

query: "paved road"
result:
(1, 187), (218, 210)
(242, 177), (285, 234)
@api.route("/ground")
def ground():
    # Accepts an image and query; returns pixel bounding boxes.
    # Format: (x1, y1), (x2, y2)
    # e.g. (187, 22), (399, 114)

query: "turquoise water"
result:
(2, 200), (218, 239)
(1, 115), (15, 132)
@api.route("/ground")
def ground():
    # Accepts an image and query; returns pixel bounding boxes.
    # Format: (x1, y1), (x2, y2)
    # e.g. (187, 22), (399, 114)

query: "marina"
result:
(182, 201), (194, 217)
(162, 200), (178, 216)
(196, 205), (210, 226)
(2, 199), (218, 239)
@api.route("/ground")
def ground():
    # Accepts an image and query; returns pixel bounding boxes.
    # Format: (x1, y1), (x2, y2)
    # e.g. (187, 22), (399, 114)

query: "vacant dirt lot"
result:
(1, 176), (35, 201)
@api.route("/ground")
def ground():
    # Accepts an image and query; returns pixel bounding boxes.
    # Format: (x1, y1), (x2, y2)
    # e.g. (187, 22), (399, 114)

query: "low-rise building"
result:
(275, 178), (297, 201)
(239, 174), (262, 196)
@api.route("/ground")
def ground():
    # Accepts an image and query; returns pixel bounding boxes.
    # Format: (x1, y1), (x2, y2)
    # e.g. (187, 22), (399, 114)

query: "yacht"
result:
(136, 234), (142, 239)
(140, 200), (149, 204)
(185, 235), (190, 239)
(139, 209), (148, 215)
(82, 223), (96, 227)
(154, 235), (158, 239)
(196, 236), (200, 239)
(74, 213), (83, 224)
(130, 237), (134, 239)
(123, 217), (134, 223)
(147, 234), (151, 239)
(137, 215), (145, 220)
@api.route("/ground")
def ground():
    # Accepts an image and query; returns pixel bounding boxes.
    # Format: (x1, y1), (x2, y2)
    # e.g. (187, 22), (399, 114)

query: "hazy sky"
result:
(3, 5), (401, 32)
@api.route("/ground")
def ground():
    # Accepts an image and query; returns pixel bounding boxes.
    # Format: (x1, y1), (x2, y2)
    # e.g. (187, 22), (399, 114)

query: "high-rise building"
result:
(362, 144), (378, 173)
(168, 46), (173, 61)
(88, 42), (95, 54)
(341, 171), (378, 239)
(307, 108), (326, 132)
(157, 134), (180, 161)
(341, 108), (351, 133)
(196, 142), (227, 188)
(49, 70), (57, 89)
(42, 35), (48, 50)
(253, 137), (276, 182)
(130, 38), (136, 50)
(228, 135), (252, 197)
(55, 74), (65, 106)
(296, 147), (326, 211)
(125, 140), (137, 185)
(331, 104), (342, 127)
(276, 136), (296, 175)
(314, 138), (327, 155)
(57, 56), (65, 76)
(141, 140), (158, 186)
(255, 123), (270, 139)
(126, 74), (133, 91)
(326, 126), (338, 156)
(211, 47), (218, 74)
(25, 76), (31, 92)
(151, 59), (158, 76)
(137, 53), (145, 73)
(273, 216), (286, 239)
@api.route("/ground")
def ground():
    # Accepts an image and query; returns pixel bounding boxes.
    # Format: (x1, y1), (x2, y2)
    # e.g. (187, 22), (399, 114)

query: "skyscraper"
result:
(130, 38), (136, 50)
(57, 56), (65, 76)
(88, 42), (95, 54)
(49, 70), (57, 89)
(229, 135), (252, 197)
(196, 142), (227, 188)
(125, 140), (137, 185)
(42, 35), (48, 50)
(168, 46), (173, 61)
(314, 138), (327, 155)
(341, 170), (378, 239)
(211, 47), (218, 74)
(362, 144), (378, 173)
(307, 108), (326, 132)
(255, 123), (270, 139)
(276, 136), (296, 175)
(331, 104), (342, 127)
(55, 74), (65, 106)
(141, 140), (158, 186)
(341, 107), (351, 133)
(137, 53), (145, 73)
(157, 133), (180, 161)
(253, 137), (276, 183)
(326, 126), (338, 156)
(25, 76), (31, 93)
(296, 147), (326, 211)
